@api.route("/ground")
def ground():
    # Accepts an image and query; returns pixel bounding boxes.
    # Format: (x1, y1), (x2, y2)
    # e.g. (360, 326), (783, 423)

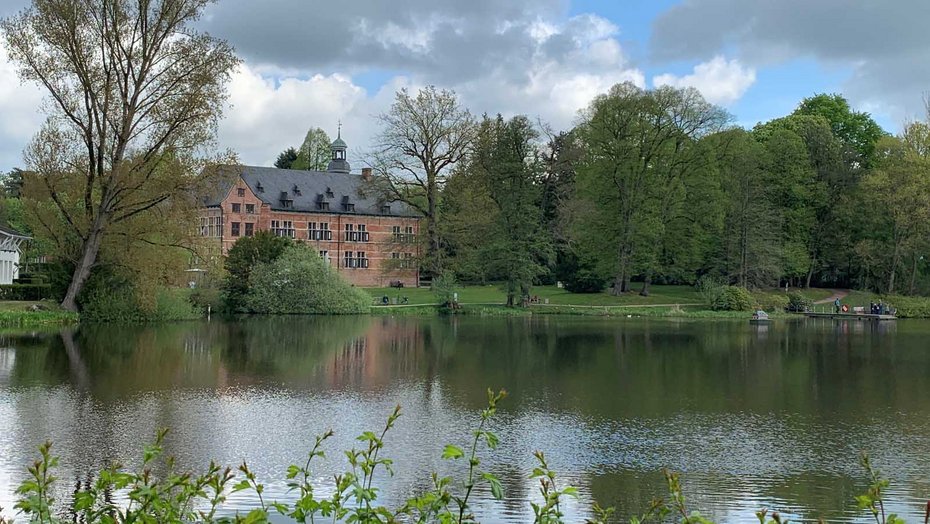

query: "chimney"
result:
(361, 167), (372, 181)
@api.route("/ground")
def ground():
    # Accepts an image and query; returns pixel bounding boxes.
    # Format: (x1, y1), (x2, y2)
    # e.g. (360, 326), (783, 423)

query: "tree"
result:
(715, 130), (784, 288)
(472, 115), (553, 306)
(574, 83), (729, 295)
(859, 128), (930, 294)
(291, 127), (331, 171)
(246, 245), (371, 314)
(275, 147), (299, 169)
(793, 93), (887, 166)
(2, 0), (239, 311)
(370, 86), (476, 276)
(222, 231), (293, 312)
(1, 168), (25, 198)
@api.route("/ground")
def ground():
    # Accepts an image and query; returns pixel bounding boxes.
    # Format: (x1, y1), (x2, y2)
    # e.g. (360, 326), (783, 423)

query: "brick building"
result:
(200, 133), (420, 287)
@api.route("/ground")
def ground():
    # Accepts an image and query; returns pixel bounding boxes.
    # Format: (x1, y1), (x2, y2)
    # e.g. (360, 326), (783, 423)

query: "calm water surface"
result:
(2, 316), (930, 522)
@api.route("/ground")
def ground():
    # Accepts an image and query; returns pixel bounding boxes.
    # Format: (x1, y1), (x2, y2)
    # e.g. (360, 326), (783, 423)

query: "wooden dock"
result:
(803, 312), (896, 321)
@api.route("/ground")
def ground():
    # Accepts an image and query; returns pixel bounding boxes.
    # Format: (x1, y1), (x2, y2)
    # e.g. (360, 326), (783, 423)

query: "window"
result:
(272, 220), (295, 238)
(231, 203), (241, 213)
(381, 205), (391, 214)
(319, 250), (330, 265)
(392, 252), (412, 269)
(344, 223), (356, 242)
(358, 224), (369, 242)
(403, 252), (413, 269)
(231, 222), (241, 237)
(309, 222), (333, 241)
(237, 188), (245, 197)
(393, 225), (414, 243)
(343, 202), (355, 212)
(281, 200), (294, 209)
(245, 204), (255, 214)
(318, 201), (329, 211)
(343, 251), (368, 269)
(205, 216), (222, 237)
(245, 223), (254, 236)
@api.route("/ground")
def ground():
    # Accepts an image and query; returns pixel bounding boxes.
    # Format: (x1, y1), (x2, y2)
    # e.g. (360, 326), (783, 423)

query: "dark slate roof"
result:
(326, 156), (351, 173)
(203, 165), (420, 218)
(0, 222), (29, 239)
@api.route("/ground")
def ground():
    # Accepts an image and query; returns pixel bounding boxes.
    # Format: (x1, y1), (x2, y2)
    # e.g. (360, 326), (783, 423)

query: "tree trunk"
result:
(805, 256), (816, 288)
(640, 273), (651, 297)
(909, 253), (919, 295)
(888, 243), (900, 295)
(61, 225), (105, 312)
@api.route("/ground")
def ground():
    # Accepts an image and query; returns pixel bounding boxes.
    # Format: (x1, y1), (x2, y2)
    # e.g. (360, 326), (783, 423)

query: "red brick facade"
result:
(201, 176), (420, 287)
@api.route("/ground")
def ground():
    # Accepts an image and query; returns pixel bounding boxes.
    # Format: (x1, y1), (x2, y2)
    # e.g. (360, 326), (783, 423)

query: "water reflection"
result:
(2, 317), (930, 522)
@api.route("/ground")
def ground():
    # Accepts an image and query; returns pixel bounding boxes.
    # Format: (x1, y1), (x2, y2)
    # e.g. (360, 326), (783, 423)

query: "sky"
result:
(0, 0), (928, 172)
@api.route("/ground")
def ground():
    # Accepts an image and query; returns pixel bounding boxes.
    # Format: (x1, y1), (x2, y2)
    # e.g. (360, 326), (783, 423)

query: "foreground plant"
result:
(5, 397), (929, 524)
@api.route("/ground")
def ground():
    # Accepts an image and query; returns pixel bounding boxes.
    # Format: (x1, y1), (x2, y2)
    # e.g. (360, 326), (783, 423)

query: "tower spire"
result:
(337, 119), (342, 139)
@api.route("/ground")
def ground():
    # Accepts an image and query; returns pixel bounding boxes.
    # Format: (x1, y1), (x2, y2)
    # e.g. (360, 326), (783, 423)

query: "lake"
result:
(1, 316), (930, 522)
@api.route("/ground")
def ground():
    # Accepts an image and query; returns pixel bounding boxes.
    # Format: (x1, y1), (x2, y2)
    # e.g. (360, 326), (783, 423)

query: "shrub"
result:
(753, 291), (789, 312)
(246, 245), (371, 314)
(0, 284), (53, 301)
(786, 291), (813, 312)
(557, 251), (607, 293)
(222, 232), (294, 313)
(431, 270), (458, 308)
(883, 295), (930, 318)
(696, 275), (725, 306)
(713, 285), (754, 311)
(81, 286), (201, 322)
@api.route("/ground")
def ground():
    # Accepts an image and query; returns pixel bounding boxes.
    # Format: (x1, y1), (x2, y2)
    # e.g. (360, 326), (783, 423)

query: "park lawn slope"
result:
(0, 301), (79, 327)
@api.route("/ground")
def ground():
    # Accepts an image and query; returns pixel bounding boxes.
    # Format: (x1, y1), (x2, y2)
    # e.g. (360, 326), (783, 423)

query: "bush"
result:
(556, 250), (607, 293)
(786, 291), (813, 312)
(753, 291), (789, 312)
(222, 232), (294, 313)
(883, 295), (930, 318)
(431, 270), (458, 308)
(246, 245), (371, 314)
(0, 284), (53, 301)
(81, 286), (202, 322)
(695, 275), (725, 306)
(713, 286), (754, 311)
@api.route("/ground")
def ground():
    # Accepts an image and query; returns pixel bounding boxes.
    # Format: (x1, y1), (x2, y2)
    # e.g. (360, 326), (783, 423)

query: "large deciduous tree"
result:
(2, 0), (239, 311)
(291, 127), (331, 171)
(369, 86), (476, 276)
(575, 83), (729, 295)
(472, 115), (553, 306)
(793, 93), (887, 167)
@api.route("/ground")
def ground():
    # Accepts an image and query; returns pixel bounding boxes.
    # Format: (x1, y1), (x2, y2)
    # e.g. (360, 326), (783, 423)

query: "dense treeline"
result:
(395, 85), (928, 296)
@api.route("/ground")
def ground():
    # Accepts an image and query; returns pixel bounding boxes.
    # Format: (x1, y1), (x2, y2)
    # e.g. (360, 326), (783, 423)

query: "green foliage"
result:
(882, 295), (930, 318)
(793, 93), (887, 165)
(471, 115), (554, 306)
(81, 286), (201, 323)
(786, 291), (813, 312)
(0, 284), (52, 301)
(856, 452), (906, 524)
(557, 251), (607, 293)
(245, 245), (371, 314)
(695, 275), (725, 307)
(751, 291), (789, 312)
(712, 286), (754, 311)
(222, 231), (294, 313)
(275, 147), (299, 169)
(290, 127), (332, 171)
(6, 393), (926, 524)
(432, 270), (459, 309)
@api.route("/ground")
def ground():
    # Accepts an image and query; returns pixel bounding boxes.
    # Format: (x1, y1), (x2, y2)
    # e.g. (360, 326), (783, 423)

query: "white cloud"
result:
(0, 47), (46, 171)
(218, 64), (373, 166)
(653, 56), (756, 106)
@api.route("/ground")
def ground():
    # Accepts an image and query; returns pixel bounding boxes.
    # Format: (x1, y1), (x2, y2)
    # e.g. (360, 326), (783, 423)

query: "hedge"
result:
(0, 284), (53, 301)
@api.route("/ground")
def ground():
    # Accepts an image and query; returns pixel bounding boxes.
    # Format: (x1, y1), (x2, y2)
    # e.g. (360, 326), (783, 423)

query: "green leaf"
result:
(481, 473), (503, 500)
(441, 445), (465, 460)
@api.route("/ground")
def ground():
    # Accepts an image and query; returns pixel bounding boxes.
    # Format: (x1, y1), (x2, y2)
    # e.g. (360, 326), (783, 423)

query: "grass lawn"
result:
(364, 284), (706, 307)
(0, 300), (79, 327)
